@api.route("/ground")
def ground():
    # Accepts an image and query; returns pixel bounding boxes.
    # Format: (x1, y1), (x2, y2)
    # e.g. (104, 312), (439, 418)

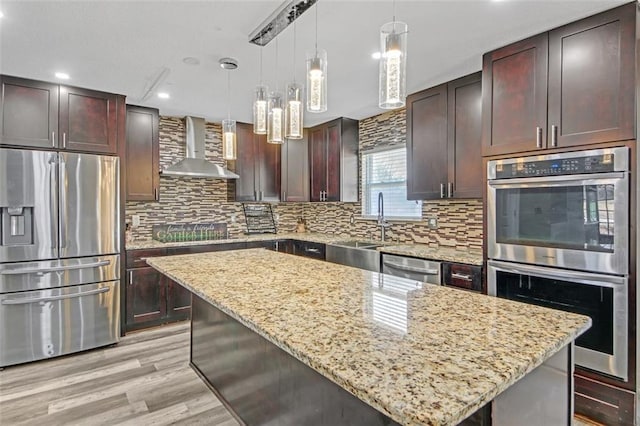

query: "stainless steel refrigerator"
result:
(0, 148), (120, 367)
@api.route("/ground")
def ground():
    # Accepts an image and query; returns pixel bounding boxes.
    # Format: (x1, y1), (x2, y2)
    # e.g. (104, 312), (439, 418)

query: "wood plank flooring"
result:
(0, 321), (605, 426)
(0, 322), (240, 426)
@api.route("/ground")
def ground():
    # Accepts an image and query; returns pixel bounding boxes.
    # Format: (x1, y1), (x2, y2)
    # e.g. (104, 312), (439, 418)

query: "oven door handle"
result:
(488, 172), (626, 188)
(488, 261), (626, 288)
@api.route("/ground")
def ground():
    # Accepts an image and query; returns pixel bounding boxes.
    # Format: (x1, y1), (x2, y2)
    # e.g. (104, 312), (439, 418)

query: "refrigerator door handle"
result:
(0, 260), (111, 275)
(49, 154), (58, 250)
(1, 287), (110, 305)
(59, 155), (67, 249)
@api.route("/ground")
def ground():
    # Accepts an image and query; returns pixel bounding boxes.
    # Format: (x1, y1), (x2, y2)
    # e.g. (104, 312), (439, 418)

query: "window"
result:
(361, 146), (422, 219)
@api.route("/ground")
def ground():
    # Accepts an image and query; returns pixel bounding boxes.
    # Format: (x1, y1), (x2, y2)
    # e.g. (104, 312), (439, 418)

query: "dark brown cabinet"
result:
(0, 76), (58, 148)
(483, 3), (635, 156)
(442, 262), (483, 293)
(407, 72), (482, 200)
(309, 118), (358, 202)
(125, 105), (159, 201)
(234, 122), (281, 202)
(126, 266), (166, 327)
(281, 132), (309, 202)
(0, 75), (123, 154)
(126, 248), (190, 332)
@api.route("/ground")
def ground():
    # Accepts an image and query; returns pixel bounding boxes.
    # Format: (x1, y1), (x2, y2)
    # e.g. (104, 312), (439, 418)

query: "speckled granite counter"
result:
(126, 232), (349, 250)
(128, 234), (483, 265)
(378, 244), (483, 266)
(147, 249), (590, 426)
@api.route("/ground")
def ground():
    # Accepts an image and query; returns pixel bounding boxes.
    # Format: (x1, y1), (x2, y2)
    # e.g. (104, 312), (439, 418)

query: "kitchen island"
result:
(147, 249), (591, 426)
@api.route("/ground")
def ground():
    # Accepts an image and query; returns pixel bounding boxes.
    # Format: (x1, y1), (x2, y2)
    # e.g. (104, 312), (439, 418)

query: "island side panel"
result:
(189, 294), (400, 426)
(492, 344), (573, 425)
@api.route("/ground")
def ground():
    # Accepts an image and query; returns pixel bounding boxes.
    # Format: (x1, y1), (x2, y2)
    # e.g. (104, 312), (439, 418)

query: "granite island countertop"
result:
(128, 233), (483, 265)
(146, 249), (590, 426)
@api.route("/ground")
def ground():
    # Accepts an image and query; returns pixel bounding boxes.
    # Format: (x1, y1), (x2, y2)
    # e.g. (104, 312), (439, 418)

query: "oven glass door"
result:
(488, 261), (628, 381)
(488, 173), (628, 274)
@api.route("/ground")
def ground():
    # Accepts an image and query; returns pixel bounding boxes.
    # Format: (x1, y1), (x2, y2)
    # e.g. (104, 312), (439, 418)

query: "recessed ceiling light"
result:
(371, 52), (382, 60)
(55, 72), (70, 80)
(157, 92), (170, 99)
(182, 57), (200, 65)
(0, 10), (4, 18)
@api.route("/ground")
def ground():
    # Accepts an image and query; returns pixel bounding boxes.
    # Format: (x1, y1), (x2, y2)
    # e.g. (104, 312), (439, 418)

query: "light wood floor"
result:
(0, 322), (239, 426)
(0, 322), (604, 426)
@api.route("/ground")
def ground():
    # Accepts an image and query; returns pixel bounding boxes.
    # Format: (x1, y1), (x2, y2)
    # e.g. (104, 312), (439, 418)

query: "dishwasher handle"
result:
(383, 260), (439, 275)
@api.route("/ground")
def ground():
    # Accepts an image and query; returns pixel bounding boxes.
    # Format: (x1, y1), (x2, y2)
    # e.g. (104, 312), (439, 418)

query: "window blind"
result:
(361, 146), (422, 219)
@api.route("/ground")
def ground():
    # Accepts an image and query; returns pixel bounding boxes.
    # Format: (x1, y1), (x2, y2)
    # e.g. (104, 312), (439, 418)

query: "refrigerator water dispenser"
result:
(1, 207), (33, 246)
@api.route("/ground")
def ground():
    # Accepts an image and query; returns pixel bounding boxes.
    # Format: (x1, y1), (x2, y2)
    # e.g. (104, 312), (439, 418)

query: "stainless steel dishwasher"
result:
(381, 254), (441, 284)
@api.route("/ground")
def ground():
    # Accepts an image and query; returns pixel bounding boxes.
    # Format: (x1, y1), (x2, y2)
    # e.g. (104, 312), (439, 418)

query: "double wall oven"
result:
(487, 147), (630, 381)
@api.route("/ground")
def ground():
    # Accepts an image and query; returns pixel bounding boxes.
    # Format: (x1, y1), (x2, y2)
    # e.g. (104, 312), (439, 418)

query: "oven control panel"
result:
(493, 153), (615, 178)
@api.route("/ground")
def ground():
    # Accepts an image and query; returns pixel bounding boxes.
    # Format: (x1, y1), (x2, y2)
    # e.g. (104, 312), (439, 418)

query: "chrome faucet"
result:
(377, 192), (391, 243)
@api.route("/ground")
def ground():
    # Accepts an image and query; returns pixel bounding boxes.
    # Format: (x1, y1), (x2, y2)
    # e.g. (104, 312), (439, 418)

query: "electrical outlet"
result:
(427, 217), (438, 229)
(132, 215), (141, 228)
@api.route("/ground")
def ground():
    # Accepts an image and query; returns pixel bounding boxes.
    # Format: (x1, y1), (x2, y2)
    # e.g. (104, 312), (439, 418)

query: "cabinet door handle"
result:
(551, 125), (558, 147)
(154, 188), (158, 201)
(283, 191), (286, 201)
(440, 183), (445, 198)
(536, 126), (542, 148)
(260, 190), (264, 201)
(52, 131), (56, 146)
(129, 270), (133, 285)
(451, 272), (473, 281)
(62, 132), (67, 148)
(447, 182), (453, 198)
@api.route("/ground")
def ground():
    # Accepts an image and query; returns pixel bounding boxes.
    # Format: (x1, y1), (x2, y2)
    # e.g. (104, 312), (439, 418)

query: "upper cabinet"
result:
(125, 105), (159, 201)
(0, 75), (123, 154)
(234, 122), (281, 202)
(482, 3), (635, 156)
(407, 72), (482, 200)
(281, 131), (310, 202)
(309, 117), (358, 202)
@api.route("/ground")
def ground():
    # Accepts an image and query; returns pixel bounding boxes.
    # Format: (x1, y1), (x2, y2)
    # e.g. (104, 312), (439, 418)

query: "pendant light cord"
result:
(226, 70), (231, 120)
(259, 35), (264, 84)
(314, 2), (318, 55)
(293, 21), (297, 83)
(392, 0), (396, 23)
(275, 28), (279, 92)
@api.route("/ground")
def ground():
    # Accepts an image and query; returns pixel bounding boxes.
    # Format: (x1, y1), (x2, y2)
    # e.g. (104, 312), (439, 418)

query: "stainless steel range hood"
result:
(162, 116), (239, 179)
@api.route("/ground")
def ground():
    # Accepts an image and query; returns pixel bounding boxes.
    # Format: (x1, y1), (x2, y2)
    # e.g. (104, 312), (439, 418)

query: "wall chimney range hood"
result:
(162, 116), (239, 179)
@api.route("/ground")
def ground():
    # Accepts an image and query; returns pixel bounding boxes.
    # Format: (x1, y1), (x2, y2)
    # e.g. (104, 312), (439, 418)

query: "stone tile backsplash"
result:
(126, 112), (483, 252)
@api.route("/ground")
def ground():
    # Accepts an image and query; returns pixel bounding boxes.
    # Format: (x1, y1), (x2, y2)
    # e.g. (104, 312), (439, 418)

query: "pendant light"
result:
(379, 0), (407, 109)
(253, 36), (268, 134)
(220, 58), (237, 160)
(267, 31), (285, 144)
(306, 2), (327, 113)
(285, 21), (303, 140)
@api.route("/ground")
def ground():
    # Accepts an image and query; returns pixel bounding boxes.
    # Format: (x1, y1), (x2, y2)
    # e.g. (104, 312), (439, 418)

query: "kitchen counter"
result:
(125, 232), (349, 250)
(378, 244), (483, 266)
(128, 234), (483, 265)
(146, 249), (590, 426)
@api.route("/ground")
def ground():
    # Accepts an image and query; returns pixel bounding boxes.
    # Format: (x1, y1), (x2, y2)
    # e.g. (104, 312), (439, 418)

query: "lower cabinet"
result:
(442, 262), (483, 293)
(125, 264), (189, 332)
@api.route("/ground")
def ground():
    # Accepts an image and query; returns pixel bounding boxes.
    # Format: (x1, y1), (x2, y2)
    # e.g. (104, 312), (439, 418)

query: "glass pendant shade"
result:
(285, 83), (304, 139)
(306, 49), (327, 113)
(222, 119), (237, 160)
(253, 85), (268, 134)
(267, 92), (285, 144)
(379, 21), (408, 109)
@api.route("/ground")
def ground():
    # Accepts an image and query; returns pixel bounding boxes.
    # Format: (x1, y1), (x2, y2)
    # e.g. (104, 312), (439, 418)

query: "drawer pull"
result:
(451, 272), (473, 281)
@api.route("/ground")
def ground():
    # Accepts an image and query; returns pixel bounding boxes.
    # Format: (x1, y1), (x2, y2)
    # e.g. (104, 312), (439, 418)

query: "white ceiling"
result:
(0, 0), (629, 127)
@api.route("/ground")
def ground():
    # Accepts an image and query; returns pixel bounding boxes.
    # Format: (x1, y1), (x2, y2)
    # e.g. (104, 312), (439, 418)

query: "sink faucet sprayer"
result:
(377, 192), (391, 242)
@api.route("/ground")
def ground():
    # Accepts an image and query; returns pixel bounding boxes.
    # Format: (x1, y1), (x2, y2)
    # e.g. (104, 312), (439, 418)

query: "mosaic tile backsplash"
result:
(126, 112), (483, 251)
